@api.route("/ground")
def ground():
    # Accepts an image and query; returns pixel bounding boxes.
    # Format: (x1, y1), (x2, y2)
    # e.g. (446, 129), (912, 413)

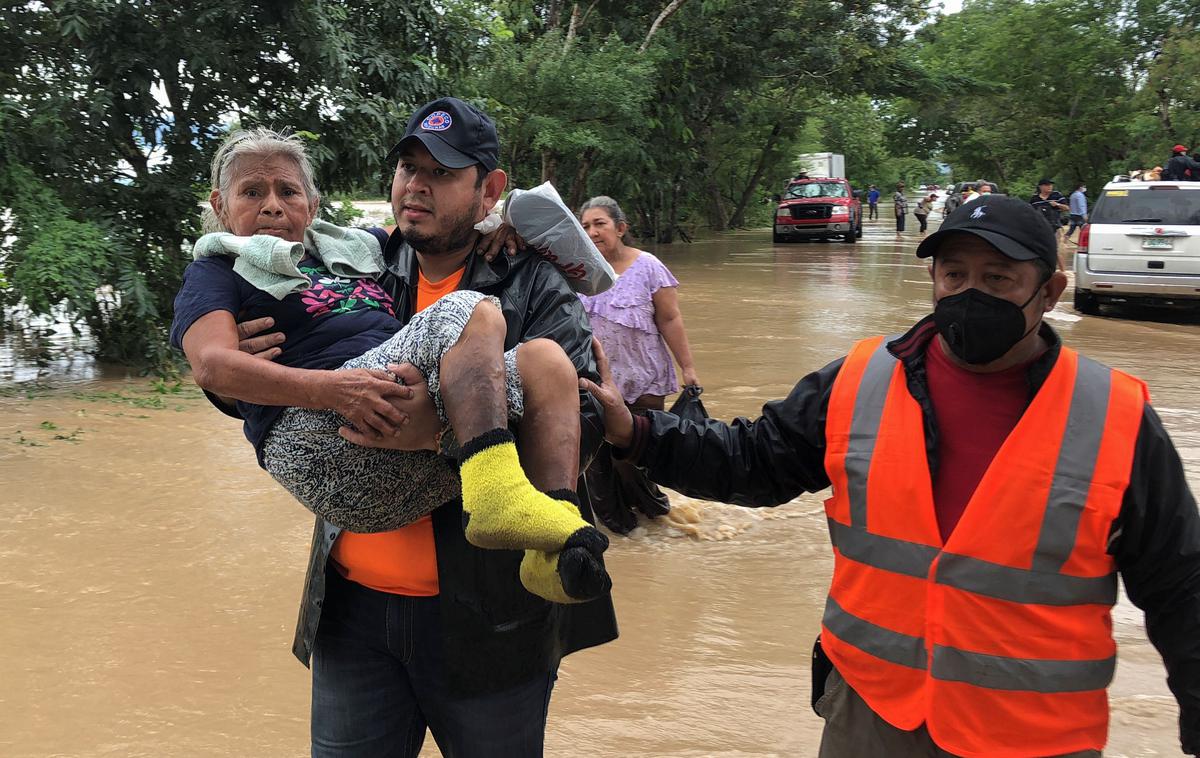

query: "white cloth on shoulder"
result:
(192, 219), (384, 300)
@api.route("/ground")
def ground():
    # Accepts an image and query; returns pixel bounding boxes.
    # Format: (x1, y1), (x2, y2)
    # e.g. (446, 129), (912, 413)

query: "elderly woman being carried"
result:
(171, 128), (607, 604)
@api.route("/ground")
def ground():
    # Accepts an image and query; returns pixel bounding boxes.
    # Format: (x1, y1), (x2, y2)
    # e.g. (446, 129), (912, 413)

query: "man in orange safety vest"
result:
(583, 194), (1200, 757)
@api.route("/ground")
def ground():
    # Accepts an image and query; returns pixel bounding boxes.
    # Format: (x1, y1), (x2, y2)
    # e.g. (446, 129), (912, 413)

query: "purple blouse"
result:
(579, 252), (680, 403)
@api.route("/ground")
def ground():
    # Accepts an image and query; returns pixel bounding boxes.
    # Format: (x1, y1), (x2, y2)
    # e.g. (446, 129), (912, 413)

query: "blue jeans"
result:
(311, 568), (557, 758)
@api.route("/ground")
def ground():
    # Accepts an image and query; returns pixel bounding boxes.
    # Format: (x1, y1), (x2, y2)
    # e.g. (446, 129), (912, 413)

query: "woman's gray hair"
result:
(202, 127), (319, 233)
(579, 195), (628, 227)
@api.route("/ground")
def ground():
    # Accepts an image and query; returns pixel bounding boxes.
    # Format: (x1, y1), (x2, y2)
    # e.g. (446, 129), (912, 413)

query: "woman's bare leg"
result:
(439, 302), (604, 562)
(512, 338), (581, 490)
(512, 338), (609, 603)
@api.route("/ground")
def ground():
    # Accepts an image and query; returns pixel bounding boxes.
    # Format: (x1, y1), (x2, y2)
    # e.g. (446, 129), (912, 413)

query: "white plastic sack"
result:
(502, 182), (617, 295)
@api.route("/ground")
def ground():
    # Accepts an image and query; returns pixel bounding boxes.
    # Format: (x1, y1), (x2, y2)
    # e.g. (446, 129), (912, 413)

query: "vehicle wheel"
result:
(773, 231), (784, 243)
(843, 228), (857, 243)
(1074, 289), (1100, 316)
(856, 224), (863, 238)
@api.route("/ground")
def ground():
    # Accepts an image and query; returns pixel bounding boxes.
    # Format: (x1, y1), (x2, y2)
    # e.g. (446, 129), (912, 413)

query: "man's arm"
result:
(584, 349), (843, 508)
(1111, 406), (1200, 756)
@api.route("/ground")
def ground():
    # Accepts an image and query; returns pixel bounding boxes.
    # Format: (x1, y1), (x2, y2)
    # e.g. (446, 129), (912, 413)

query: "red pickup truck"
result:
(773, 177), (862, 243)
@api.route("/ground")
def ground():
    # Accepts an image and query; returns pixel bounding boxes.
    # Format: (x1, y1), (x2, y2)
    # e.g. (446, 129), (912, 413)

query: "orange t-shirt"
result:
(330, 267), (467, 596)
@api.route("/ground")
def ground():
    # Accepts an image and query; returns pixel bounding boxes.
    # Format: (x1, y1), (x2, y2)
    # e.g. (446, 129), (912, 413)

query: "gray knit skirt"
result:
(260, 290), (523, 533)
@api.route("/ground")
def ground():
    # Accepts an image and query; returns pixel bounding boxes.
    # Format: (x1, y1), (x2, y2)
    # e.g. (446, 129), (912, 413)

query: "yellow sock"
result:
(459, 430), (591, 552)
(520, 546), (612, 604)
(519, 550), (579, 604)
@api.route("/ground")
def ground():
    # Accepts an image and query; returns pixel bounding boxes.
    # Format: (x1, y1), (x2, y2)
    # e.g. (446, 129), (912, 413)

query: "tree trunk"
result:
(568, 147), (596, 211)
(640, 0), (689, 53)
(1158, 87), (1173, 132)
(563, 4), (580, 55)
(665, 176), (681, 243)
(540, 149), (558, 185)
(656, 185), (673, 243)
(728, 121), (783, 228)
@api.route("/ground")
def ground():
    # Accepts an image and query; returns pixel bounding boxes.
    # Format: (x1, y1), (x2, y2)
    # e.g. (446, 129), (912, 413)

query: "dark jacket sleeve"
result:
(633, 357), (844, 507)
(1110, 405), (1200, 755)
(514, 258), (604, 469)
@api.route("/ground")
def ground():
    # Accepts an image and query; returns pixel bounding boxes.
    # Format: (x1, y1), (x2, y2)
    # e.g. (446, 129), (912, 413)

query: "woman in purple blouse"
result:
(577, 196), (700, 533)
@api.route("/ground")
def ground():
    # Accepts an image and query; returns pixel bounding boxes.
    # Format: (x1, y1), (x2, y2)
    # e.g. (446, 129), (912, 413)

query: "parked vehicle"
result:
(1074, 178), (1200, 314)
(773, 177), (863, 243)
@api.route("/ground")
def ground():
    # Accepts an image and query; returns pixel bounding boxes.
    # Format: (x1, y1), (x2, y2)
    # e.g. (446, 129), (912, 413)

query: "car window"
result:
(1091, 188), (1200, 225)
(785, 182), (846, 199)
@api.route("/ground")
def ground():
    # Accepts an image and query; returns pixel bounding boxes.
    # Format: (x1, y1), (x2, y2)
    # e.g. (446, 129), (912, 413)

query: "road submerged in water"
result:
(1, 216), (1195, 756)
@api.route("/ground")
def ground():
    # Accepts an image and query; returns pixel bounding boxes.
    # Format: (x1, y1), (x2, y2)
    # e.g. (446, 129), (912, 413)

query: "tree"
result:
(0, 0), (482, 369)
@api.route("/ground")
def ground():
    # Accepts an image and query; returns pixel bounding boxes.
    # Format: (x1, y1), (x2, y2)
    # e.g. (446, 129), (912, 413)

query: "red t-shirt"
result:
(924, 338), (1034, 542)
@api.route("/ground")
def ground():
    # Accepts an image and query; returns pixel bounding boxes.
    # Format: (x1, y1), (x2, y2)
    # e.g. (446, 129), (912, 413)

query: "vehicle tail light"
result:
(1078, 224), (1090, 254)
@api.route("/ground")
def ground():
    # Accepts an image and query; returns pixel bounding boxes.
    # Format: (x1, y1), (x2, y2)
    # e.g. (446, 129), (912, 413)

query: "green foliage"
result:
(321, 199), (367, 227)
(1, 0), (485, 371)
(476, 0), (926, 239)
(895, 0), (1200, 196)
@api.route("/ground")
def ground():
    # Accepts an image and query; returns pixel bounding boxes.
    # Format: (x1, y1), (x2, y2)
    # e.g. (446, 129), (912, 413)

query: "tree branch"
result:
(639, 0), (688, 54)
(563, 3), (580, 55)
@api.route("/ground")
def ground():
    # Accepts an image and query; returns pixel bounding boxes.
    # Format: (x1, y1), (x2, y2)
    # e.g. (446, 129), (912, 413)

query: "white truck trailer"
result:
(797, 152), (846, 179)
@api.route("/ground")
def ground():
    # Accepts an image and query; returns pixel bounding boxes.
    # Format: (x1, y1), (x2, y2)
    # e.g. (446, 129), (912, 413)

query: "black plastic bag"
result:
(668, 384), (709, 424)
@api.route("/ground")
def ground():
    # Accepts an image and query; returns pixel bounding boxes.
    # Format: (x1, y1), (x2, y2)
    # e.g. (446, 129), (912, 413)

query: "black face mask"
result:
(933, 287), (1041, 365)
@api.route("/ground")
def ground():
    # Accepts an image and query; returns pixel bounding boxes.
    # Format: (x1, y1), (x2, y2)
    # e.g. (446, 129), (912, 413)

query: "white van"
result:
(1074, 179), (1200, 314)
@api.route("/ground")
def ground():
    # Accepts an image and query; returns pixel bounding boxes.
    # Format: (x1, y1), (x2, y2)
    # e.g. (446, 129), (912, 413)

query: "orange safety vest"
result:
(822, 336), (1148, 758)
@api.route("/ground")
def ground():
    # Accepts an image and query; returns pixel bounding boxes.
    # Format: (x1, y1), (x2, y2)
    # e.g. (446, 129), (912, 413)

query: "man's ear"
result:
(927, 261), (936, 281)
(1042, 270), (1069, 311)
(481, 168), (508, 214)
(308, 196), (320, 226)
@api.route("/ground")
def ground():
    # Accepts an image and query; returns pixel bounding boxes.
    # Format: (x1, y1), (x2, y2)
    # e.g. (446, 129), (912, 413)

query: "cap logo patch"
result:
(970, 206), (987, 219)
(421, 111), (453, 131)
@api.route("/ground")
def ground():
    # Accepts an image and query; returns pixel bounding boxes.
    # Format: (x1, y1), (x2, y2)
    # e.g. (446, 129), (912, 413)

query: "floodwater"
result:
(2, 216), (1197, 757)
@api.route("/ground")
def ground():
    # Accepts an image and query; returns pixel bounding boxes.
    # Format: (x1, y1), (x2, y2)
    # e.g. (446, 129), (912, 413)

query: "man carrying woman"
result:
(178, 98), (617, 757)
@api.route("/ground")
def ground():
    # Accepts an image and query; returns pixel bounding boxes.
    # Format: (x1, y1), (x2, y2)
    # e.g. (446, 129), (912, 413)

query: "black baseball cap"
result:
(916, 194), (1057, 269)
(388, 97), (499, 171)
(1037, 177), (1054, 186)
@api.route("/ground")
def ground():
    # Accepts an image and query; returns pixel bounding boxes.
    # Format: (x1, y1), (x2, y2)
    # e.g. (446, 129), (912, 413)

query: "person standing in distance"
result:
(867, 185), (881, 220)
(893, 182), (908, 234)
(1030, 178), (1069, 240)
(1066, 182), (1088, 243)
(583, 195), (1200, 758)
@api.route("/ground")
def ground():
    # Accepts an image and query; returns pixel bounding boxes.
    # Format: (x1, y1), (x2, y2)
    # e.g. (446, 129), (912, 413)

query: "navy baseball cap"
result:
(916, 194), (1058, 269)
(388, 97), (499, 171)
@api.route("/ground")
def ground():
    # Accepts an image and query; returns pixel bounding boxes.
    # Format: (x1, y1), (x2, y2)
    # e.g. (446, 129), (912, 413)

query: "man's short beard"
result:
(401, 206), (479, 256)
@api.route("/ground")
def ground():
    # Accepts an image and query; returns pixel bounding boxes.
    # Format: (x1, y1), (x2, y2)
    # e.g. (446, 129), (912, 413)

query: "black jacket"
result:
(291, 232), (618, 695)
(1163, 153), (1200, 181)
(621, 316), (1200, 754)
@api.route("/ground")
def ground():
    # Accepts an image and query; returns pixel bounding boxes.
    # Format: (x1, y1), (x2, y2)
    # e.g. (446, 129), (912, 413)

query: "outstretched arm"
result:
(582, 338), (838, 507)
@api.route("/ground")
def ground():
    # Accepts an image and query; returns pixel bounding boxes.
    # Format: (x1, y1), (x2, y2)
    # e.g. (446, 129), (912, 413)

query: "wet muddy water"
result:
(2, 217), (1196, 756)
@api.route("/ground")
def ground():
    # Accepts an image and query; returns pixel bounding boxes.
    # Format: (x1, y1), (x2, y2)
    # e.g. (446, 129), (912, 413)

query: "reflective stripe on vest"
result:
(820, 336), (1146, 756)
(822, 596), (1117, 692)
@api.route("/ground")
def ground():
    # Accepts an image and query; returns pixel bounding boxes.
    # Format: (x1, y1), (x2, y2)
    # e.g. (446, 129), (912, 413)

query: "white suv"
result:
(1074, 179), (1200, 314)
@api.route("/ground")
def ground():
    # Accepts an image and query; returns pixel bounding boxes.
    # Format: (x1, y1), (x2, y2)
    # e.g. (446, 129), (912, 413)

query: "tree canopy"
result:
(2, 0), (1199, 368)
